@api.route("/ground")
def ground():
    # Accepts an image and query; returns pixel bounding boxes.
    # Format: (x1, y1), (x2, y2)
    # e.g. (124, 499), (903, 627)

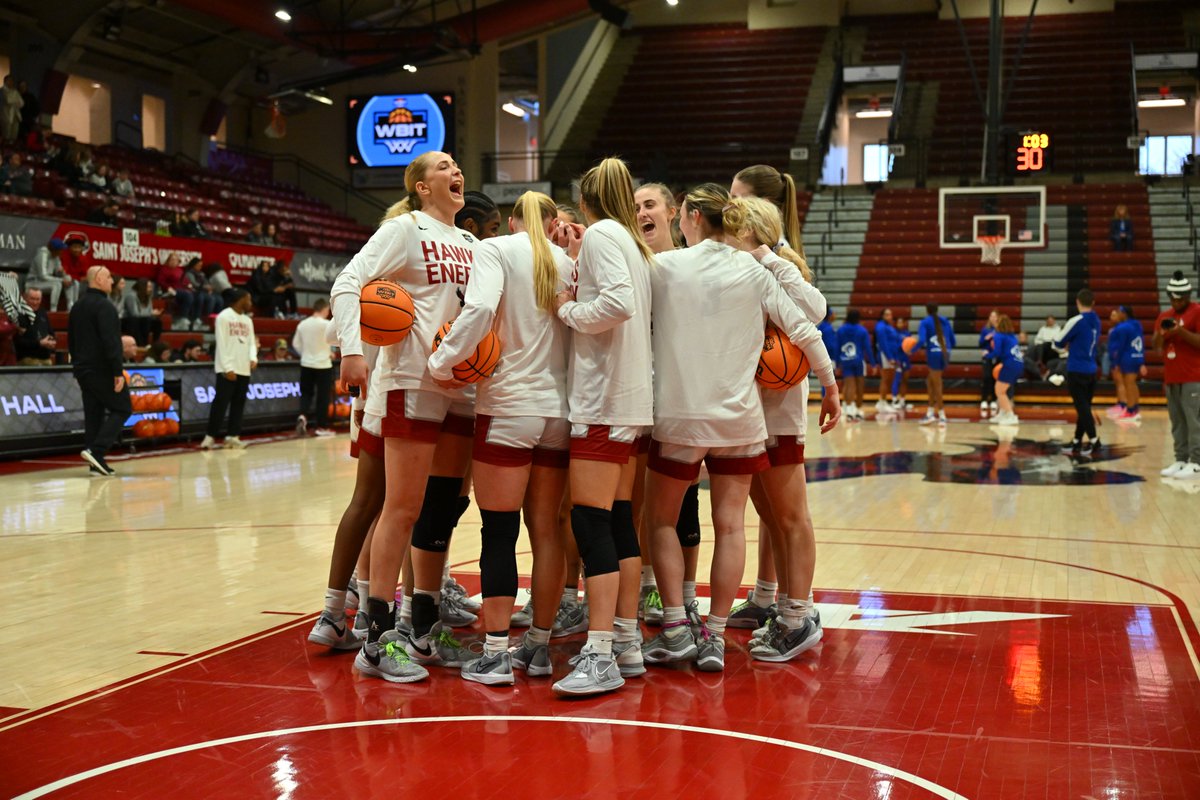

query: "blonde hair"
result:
(381, 151), (442, 222)
(578, 157), (654, 263)
(637, 182), (676, 211)
(724, 196), (814, 282)
(636, 182), (681, 248)
(734, 164), (804, 258)
(682, 183), (729, 232)
(512, 191), (560, 313)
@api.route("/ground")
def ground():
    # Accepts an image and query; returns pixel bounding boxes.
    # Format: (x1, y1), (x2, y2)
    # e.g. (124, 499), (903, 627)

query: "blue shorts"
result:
(997, 362), (1023, 384)
(1118, 360), (1143, 376)
(840, 361), (864, 378)
(926, 353), (946, 371)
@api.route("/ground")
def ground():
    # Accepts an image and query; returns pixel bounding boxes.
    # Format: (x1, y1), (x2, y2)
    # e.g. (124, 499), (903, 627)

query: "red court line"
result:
(137, 651), (188, 657)
(0, 707), (25, 716)
(822, 525), (1200, 551)
(260, 611), (305, 616)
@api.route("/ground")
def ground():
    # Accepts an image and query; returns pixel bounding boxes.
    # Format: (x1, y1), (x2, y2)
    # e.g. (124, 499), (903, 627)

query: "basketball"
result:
(431, 321), (502, 384)
(756, 324), (810, 390)
(902, 335), (919, 354)
(993, 363), (1003, 380)
(360, 280), (415, 346)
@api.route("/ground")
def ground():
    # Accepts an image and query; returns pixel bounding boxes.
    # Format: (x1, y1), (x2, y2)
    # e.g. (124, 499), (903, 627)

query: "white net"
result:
(978, 236), (1004, 265)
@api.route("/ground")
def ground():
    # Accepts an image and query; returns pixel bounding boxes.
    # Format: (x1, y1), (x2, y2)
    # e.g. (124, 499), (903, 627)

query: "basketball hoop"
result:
(977, 235), (1004, 265)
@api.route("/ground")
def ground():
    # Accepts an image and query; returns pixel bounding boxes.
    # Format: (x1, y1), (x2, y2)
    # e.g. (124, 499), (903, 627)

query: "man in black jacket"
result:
(69, 266), (131, 476)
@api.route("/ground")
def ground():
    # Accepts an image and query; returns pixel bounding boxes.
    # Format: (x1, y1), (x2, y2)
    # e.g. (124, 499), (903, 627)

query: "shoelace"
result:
(382, 639), (414, 664)
(434, 629), (464, 651)
(645, 589), (663, 610)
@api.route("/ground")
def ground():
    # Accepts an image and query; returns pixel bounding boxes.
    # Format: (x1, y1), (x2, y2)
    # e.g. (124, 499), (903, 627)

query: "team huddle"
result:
(307, 152), (840, 697)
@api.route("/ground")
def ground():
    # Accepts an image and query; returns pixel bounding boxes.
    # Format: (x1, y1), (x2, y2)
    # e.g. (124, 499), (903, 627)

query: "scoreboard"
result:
(1011, 130), (1052, 174)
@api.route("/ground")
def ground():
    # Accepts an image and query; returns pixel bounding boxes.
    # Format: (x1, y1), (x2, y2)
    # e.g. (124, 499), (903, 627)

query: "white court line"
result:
(14, 715), (969, 800)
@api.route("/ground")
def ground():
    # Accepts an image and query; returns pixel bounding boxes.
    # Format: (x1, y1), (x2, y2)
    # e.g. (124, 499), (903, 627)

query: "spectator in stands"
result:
(88, 197), (121, 226)
(24, 122), (46, 154)
(59, 237), (93, 303)
(176, 208), (209, 238)
(122, 278), (163, 346)
(78, 148), (95, 178)
(1033, 315), (1062, 367)
(1, 153), (32, 196)
(200, 289), (257, 450)
(111, 169), (134, 198)
(270, 260), (298, 318)
(180, 338), (206, 362)
(292, 298), (334, 436)
(269, 338), (292, 360)
(263, 222), (278, 246)
(0, 303), (16, 365)
(27, 237), (71, 311)
(979, 309), (999, 417)
(14, 287), (55, 365)
(203, 262), (235, 306)
(108, 274), (126, 319)
(247, 259), (276, 316)
(455, 190), (501, 239)
(168, 210), (187, 237)
(17, 80), (37, 140)
(1156, 271), (1200, 480)
(245, 221), (267, 244)
(69, 265), (131, 476)
(1110, 205), (1134, 251)
(183, 256), (221, 329)
(143, 340), (174, 364)
(121, 335), (139, 361)
(86, 163), (110, 192)
(1, 75), (23, 143)
(155, 252), (193, 330)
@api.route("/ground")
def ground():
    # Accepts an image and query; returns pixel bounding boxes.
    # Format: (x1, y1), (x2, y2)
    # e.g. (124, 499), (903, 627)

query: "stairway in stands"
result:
(1149, 186), (1197, 289)
(804, 189), (873, 319)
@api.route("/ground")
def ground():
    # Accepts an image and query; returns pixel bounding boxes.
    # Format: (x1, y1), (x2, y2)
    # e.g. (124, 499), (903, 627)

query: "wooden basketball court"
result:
(2, 408), (1198, 798)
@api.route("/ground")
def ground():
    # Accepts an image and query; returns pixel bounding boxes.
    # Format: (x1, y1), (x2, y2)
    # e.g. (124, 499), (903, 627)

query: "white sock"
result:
(752, 580), (777, 608)
(561, 587), (577, 607)
(528, 626), (551, 647)
(778, 593), (789, 607)
(323, 588), (347, 620)
(441, 561), (451, 584)
(614, 616), (639, 644)
(780, 600), (806, 629)
(706, 614), (727, 638)
(484, 633), (508, 657)
(683, 581), (697, 605)
(399, 594), (413, 623)
(663, 606), (687, 638)
(356, 579), (370, 608)
(586, 630), (613, 655)
(640, 565), (655, 590)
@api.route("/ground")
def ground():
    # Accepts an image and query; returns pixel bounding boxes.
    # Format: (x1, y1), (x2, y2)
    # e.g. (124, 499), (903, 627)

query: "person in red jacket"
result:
(154, 252), (195, 330)
(58, 237), (93, 290)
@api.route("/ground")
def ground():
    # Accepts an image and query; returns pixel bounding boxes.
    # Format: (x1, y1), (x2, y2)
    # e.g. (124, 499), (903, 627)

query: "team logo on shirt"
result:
(841, 342), (858, 359)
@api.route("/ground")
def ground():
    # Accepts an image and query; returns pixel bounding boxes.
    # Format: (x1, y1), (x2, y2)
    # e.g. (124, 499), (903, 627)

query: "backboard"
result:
(938, 186), (1047, 250)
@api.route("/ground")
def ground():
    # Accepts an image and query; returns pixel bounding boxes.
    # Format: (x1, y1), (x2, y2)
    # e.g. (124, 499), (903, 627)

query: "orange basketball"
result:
(158, 393), (172, 412)
(166, 419), (180, 435)
(431, 321), (502, 384)
(756, 324), (810, 390)
(361, 280), (415, 346)
(338, 403), (350, 419)
(131, 393), (146, 412)
(153, 420), (170, 437)
(133, 419), (151, 438)
(902, 335), (919, 354)
(993, 362), (1003, 381)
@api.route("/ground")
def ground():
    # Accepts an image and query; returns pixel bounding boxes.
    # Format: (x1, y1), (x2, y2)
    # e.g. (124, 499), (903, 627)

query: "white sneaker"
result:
(996, 411), (1020, 426)
(979, 401), (989, 417)
(552, 645), (624, 697)
(295, 414), (307, 436)
(314, 428), (336, 437)
(225, 436), (247, 449)
(875, 399), (890, 413)
(199, 435), (220, 450)
(1048, 374), (1065, 387)
(1175, 463), (1200, 480)
(937, 411), (948, 426)
(918, 411), (936, 425)
(990, 401), (999, 414)
(1161, 461), (1187, 477)
(308, 613), (364, 650)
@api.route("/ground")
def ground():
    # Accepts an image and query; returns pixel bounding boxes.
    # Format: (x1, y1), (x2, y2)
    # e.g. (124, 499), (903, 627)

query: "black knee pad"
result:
(676, 483), (701, 548)
(454, 494), (471, 526)
(571, 505), (619, 577)
(479, 509), (521, 598)
(411, 476), (464, 553)
(611, 500), (641, 561)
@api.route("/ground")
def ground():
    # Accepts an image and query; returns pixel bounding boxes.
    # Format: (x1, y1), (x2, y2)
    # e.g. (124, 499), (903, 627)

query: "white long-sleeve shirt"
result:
(556, 219), (653, 426)
(293, 315), (333, 369)
(428, 233), (573, 418)
(330, 210), (476, 399)
(213, 307), (257, 376)
(651, 240), (834, 446)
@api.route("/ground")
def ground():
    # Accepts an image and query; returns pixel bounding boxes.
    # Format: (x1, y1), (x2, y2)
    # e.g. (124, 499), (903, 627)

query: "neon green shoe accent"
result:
(645, 589), (663, 610)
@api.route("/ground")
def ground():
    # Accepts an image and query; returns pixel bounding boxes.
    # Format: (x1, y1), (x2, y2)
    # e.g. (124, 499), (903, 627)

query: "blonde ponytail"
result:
(734, 164), (806, 258)
(512, 191), (560, 313)
(779, 173), (805, 259)
(579, 157), (654, 263)
(725, 195), (814, 282)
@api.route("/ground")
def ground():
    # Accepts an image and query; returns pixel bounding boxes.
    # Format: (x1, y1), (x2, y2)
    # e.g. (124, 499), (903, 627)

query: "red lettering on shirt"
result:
(421, 241), (440, 262)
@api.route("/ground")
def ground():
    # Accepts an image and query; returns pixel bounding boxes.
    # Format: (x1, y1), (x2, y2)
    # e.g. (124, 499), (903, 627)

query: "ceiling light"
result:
(855, 108), (893, 118)
(666, 0), (679, 5)
(1138, 97), (1185, 108)
(502, 102), (527, 119)
(304, 91), (333, 106)
(91, 82), (102, 89)
(403, 64), (417, 73)
(275, 9), (292, 22)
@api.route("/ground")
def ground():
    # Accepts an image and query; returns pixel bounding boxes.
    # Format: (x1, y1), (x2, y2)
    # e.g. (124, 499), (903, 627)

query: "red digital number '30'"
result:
(1016, 146), (1044, 171)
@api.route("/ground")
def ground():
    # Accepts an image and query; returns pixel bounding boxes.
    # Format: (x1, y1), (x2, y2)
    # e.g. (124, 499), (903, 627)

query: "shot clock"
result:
(1011, 130), (1053, 174)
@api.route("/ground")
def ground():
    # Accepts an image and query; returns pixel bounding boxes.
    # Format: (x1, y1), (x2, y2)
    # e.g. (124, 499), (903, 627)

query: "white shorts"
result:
(880, 353), (895, 369)
(475, 415), (570, 468)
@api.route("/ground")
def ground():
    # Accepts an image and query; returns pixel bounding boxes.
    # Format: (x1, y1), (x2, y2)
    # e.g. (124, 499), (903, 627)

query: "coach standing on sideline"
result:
(1155, 271), (1200, 480)
(69, 265), (131, 476)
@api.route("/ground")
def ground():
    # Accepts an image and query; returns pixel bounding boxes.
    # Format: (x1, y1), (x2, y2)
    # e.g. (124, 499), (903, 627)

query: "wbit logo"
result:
(373, 99), (429, 155)
(351, 94), (450, 168)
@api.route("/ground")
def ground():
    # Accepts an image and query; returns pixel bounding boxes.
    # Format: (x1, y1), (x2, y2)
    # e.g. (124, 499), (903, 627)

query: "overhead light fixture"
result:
(1138, 97), (1185, 108)
(91, 82), (102, 89)
(403, 64), (417, 73)
(502, 102), (527, 119)
(666, 0), (679, 5)
(304, 91), (333, 106)
(855, 108), (893, 118)
(275, 9), (292, 22)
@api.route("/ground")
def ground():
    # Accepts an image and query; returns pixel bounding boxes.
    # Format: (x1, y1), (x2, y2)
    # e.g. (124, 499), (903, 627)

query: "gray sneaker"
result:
(439, 593), (478, 628)
(461, 651), (515, 686)
(552, 645), (625, 697)
(695, 633), (726, 672)
(509, 633), (552, 677)
(750, 605), (781, 640)
(729, 598), (775, 629)
(643, 626), (697, 664)
(640, 588), (663, 625)
(406, 621), (477, 667)
(308, 612), (363, 650)
(750, 613), (823, 662)
(510, 598), (534, 628)
(354, 631), (429, 683)
(394, 617), (413, 637)
(612, 638), (646, 677)
(685, 600), (706, 640)
(353, 609), (370, 638)
(443, 576), (482, 612)
(552, 601), (588, 638)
